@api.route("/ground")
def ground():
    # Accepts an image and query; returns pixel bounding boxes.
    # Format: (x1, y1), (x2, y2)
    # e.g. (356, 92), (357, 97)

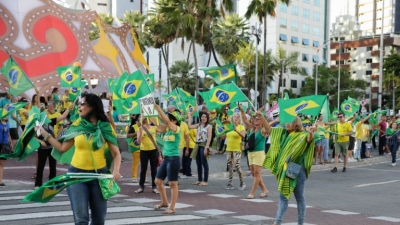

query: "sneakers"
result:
(349, 158), (356, 163)
(342, 167), (346, 172)
(331, 159), (335, 163)
(225, 184), (234, 190)
(132, 178), (138, 183)
(238, 183), (246, 191)
(180, 175), (188, 179)
(0, 183), (7, 187)
(331, 167), (337, 173)
(338, 158), (343, 163)
(392, 163), (396, 167)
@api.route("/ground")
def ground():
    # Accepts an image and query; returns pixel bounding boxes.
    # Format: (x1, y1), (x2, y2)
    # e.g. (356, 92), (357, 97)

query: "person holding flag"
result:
(240, 106), (272, 199)
(35, 93), (121, 224)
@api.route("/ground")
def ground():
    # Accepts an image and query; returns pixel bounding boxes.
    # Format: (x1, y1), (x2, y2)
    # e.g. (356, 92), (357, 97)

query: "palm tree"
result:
(283, 88), (298, 98)
(235, 42), (255, 98)
(245, 0), (291, 104)
(272, 45), (304, 98)
(120, 11), (153, 53)
(212, 14), (250, 63)
(169, 60), (196, 93)
(89, 13), (114, 41)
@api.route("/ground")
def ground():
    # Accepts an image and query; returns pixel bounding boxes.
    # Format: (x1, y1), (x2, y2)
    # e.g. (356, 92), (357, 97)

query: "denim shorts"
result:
(315, 139), (324, 146)
(156, 156), (180, 181)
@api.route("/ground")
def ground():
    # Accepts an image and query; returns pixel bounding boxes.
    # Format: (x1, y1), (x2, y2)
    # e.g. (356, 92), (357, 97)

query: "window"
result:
(314, 0), (320, 6)
(292, 6), (299, 16)
(302, 80), (306, 87)
(291, 67), (298, 74)
(322, 58), (327, 64)
(280, 18), (287, 28)
(302, 24), (309, 33)
(313, 12), (320, 21)
(302, 54), (309, 61)
(98, 3), (107, 6)
(291, 21), (299, 31)
(353, 71), (356, 74)
(304, 67), (310, 75)
(313, 26), (319, 36)
(312, 55), (319, 62)
(279, 78), (286, 87)
(313, 41), (319, 47)
(367, 46), (373, 51)
(291, 79), (298, 88)
(366, 70), (372, 75)
(304, 0), (310, 3)
(280, 3), (288, 12)
(279, 34), (288, 41)
(366, 58), (372, 63)
(303, 9), (310, 18)
(302, 39), (309, 46)
(291, 36), (299, 44)
(130, 0), (134, 2)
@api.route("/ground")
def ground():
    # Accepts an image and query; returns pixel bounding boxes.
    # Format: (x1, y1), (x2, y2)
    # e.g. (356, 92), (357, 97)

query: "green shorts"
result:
(334, 141), (349, 155)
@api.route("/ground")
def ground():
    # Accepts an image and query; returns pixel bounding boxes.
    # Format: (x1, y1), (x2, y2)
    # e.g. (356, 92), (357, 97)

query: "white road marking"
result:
(179, 189), (206, 193)
(0, 190), (38, 195)
(368, 216), (400, 222)
(4, 166), (68, 171)
(174, 203), (193, 209)
(0, 194), (67, 201)
(288, 204), (313, 208)
(321, 210), (360, 215)
(194, 209), (236, 215)
(208, 193), (238, 198)
(353, 180), (400, 188)
(232, 215), (274, 221)
(241, 199), (274, 203)
(0, 201), (70, 210)
(126, 198), (159, 203)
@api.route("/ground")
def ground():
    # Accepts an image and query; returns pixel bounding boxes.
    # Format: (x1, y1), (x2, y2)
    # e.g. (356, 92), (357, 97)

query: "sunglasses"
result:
(80, 101), (88, 106)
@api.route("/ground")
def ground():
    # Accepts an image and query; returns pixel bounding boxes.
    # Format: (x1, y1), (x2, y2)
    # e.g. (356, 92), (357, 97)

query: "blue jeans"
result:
(196, 146), (209, 182)
(182, 148), (193, 176)
(275, 166), (306, 225)
(388, 143), (398, 163)
(67, 166), (108, 225)
(322, 138), (329, 160)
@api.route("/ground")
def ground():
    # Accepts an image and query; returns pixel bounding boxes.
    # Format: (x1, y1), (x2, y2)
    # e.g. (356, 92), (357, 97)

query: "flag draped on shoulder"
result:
(57, 66), (82, 88)
(201, 64), (238, 85)
(1, 56), (34, 96)
(278, 95), (327, 124)
(198, 83), (247, 110)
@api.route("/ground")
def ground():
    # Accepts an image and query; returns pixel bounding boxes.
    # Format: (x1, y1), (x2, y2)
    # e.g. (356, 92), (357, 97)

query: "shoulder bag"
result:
(142, 126), (163, 167)
(244, 129), (266, 151)
(87, 141), (121, 200)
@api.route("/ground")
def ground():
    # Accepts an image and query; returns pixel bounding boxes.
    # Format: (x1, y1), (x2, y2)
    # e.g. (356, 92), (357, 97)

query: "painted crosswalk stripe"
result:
(0, 206), (151, 222)
(179, 189), (205, 193)
(232, 215), (274, 221)
(321, 210), (360, 215)
(0, 201), (71, 210)
(52, 215), (205, 225)
(241, 199), (274, 203)
(208, 194), (238, 198)
(0, 194), (67, 201)
(368, 216), (400, 222)
(126, 198), (159, 203)
(0, 190), (37, 195)
(194, 209), (235, 215)
(288, 204), (313, 208)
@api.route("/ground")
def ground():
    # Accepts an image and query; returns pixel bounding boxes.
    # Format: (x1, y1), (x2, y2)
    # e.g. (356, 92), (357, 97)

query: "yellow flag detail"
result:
(284, 100), (320, 116)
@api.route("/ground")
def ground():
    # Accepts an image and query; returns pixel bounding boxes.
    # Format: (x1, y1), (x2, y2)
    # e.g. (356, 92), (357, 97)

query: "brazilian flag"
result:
(68, 81), (87, 102)
(145, 73), (155, 92)
(340, 99), (357, 117)
(57, 65), (81, 88)
(330, 107), (339, 121)
(113, 70), (151, 100)
(177, 87), (196, 102)
(198, 83), (248, 110)
(278, 95), (327, 124)
(1, 56), (34, 96)
(0, 102), (28, 119)
(200, 64), (238, 85)
(185, 99), (198, 117)
(162, 89), (178, 102)
(215, 118), (234, 137)
(114, 99), (140, 114)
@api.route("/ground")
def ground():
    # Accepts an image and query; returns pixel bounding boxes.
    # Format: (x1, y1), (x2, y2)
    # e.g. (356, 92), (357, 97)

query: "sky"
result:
(330, 0), (349, 29)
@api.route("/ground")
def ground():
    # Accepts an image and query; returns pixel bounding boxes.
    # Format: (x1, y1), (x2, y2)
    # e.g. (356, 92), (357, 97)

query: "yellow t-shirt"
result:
(221, 114), (230, 122)
(337, 122), (353, 142)
(71, 134), (106, 170)
(47, 111), (63, 137)
(189, 129), (197, 148)
(324, 124), (330, 138)
(179, 121), (190, 150)
(361, 124), (370, 142)
(19, 108), (28, 125)
(354, 121), (363, 140)
(140, 126), (157, 150)
(226, 124), (245, 152)
(63, 95), (71, 109)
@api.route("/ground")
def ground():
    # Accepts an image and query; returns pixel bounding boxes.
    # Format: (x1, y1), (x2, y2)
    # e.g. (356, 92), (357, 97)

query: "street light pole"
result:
(378, 0), (385, 108)
(281, 60), (285, 98)
(315, 40), (331, 95)
(337, 41), (343, 109)
(252, 23), (261, 109)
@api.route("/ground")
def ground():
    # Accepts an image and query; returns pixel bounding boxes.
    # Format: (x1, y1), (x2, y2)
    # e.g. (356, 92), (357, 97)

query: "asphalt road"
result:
(1, 149), (399, 225)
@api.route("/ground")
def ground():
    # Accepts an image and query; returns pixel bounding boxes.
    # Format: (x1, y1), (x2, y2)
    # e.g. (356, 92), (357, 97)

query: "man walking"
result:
(378, 115), (387, 156)
(331, 112), (353, 173)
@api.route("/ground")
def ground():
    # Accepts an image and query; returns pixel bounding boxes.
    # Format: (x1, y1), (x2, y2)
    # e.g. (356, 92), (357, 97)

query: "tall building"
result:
(354, 0), (399, 35)
(236, 0), (330, 97)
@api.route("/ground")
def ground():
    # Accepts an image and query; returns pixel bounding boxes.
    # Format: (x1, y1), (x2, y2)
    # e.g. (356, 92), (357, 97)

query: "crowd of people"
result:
(0, 89), (398, 224)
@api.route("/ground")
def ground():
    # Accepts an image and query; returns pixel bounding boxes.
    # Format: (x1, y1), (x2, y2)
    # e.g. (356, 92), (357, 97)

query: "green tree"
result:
(283, 88), (298, 98)
(235, 42), (255, 98)
(212, 14), (250, 63)
(89, 13), (114, 41)
(245, 0), (291, 104)
(383, 49), (400, 110)
(271, 45), (304, 99)
(120, 11), (153, 53)
(301, 66), (368, 110)
(169, 60), (196, 93)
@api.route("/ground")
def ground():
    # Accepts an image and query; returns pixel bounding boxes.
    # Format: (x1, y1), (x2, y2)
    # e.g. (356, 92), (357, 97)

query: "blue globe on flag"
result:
(221, 68), (229, 78)
(169, 97), (175, 101)
(217, 125), (224, 133)
(65, 71), (73, 81)
(344, 104), (350, 110)
(215, 90), (229, 103)
(71, 87), (78, 93)
(8, 69), (18, 85)
(124, 83), (136, 95)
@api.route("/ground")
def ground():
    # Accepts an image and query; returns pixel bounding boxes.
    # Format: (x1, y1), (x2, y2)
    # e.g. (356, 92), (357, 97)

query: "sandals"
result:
(154, 204), (169, 210)
(198, 182), (208, 186)
(260, 192), (268, 198)
(192, 181), (201, 185)
(247, 194), (254, 199)
(134, 188), (144, 193)
(152, 188), (160, 194)
(31, 173), (36, 179)
(163, 208), (175, 214)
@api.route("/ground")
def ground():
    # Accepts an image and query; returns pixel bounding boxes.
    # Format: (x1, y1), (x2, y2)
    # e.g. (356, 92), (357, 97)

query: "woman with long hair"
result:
(386, 122), (399, 166)
(36, 93), (121, 224)
(265, 117), (315, 225)
(134, 114), (163, 194)
(153, 104), (182, 214)
(224, 112), (246, 190)
(188, 111), (212, 186)
(241, 108), (272, 198)
(127, 114), (140, 183)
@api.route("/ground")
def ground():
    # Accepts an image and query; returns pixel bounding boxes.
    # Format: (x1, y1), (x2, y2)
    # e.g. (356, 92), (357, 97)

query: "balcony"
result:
(331, 53), (350, 61)
(371, 50), (385, 57)
(370, 63), (380, 69)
